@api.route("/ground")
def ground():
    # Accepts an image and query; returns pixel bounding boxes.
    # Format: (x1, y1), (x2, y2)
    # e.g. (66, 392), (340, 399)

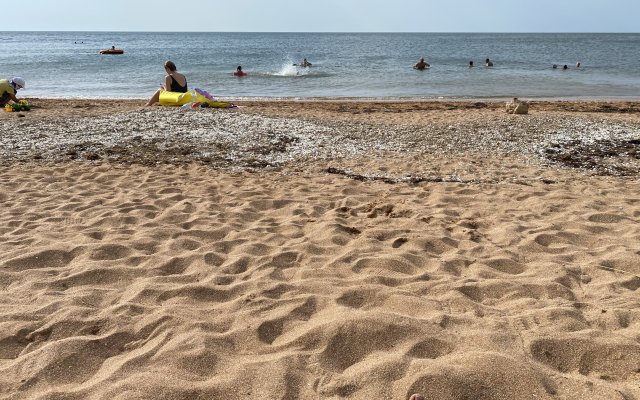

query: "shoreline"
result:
(11, 97), (640, 116)
(21, 96), (640, 103)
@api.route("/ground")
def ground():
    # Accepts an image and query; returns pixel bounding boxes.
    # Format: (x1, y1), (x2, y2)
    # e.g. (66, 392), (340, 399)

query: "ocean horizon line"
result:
(2, 30), (639, 34)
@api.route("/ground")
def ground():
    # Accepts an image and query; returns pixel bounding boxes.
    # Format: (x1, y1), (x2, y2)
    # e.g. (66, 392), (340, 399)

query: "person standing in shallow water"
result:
(233, 66), (248, 77)
(146, 61), (188, 106)
(413, 57), (430, 70)
(485, 58), (494, 67)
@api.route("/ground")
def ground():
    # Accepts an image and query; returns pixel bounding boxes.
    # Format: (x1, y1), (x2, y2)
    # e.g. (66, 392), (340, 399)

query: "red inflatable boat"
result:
(99, 49), (124, 54)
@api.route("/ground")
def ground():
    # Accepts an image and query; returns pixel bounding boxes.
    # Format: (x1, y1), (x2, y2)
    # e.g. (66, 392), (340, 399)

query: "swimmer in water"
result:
(469, 61), (474, 68)
(485, 58), (494, 67)
(413, 57), (430, 70)
(233, 66), (248, 77)
(299, 58), (312, 67)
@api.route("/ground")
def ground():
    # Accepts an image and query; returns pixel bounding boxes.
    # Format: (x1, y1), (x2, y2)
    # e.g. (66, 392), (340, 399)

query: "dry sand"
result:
(1, 99), (639, 399)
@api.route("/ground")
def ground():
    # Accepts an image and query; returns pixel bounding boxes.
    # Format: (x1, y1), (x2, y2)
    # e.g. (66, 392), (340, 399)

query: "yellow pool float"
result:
(159, 90), (234, 108)
(159, 91), (193, 106)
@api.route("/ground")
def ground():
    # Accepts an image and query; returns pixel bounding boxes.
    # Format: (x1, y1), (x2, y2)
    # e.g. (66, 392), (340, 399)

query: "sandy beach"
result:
(1, 99), (639, 399)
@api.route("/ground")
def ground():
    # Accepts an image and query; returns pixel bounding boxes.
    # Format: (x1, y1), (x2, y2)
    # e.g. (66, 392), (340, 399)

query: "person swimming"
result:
(485, 58), (494, 67)
(234, 66), (248, 77)
(563, 65), (568, 70)
(413, 57), (430, 70)
(298, 58), (312, 67)
(469, 61), (474, 68)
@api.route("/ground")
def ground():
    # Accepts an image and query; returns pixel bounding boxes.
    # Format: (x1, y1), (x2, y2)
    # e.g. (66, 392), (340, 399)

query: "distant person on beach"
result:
(576, 62), (581, 68)
(0, 77), (25, 107)
(469, 61), (474, 68)
(485, 58), (494, 67)
(413, 57), (430, 70)
(146, 61), (188, 106)
(233, 66), (248, 77)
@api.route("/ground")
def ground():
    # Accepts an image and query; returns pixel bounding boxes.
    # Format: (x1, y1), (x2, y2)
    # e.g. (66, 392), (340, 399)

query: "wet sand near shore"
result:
(1, 99), (639, 400)
(7, 98), (640, 122)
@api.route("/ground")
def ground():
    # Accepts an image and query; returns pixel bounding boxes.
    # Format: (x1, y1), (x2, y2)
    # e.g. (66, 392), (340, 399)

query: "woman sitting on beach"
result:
(146, 61), (188, 106)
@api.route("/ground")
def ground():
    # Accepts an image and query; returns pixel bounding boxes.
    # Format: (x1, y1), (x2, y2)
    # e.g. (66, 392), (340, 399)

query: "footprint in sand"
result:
(587, 213), (626, 223)
(89, 244), (132, 260)
(5, 249), (76, 270)
(530, 336), (640, 380)
(336, 289), (377, 309)
(407, 337), (455, 359)
(392, 237), (409, 248)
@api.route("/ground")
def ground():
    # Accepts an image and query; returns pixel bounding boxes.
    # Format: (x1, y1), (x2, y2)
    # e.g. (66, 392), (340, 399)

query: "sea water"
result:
(1, 32), (639, 99)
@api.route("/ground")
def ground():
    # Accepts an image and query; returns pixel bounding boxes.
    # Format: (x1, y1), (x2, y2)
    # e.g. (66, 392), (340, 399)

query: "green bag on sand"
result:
(12, 102), (31, 112)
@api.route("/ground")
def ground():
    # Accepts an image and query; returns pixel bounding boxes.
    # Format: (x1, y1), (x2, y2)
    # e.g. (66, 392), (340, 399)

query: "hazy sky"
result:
(9, 0), (640, 32)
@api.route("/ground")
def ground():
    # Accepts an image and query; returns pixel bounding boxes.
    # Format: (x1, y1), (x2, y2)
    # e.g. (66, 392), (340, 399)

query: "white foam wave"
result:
(273, 62), (310, 77)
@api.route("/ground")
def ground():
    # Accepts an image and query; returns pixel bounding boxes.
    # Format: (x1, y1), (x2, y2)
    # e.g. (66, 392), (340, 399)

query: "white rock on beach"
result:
(506, 98), (529, 115)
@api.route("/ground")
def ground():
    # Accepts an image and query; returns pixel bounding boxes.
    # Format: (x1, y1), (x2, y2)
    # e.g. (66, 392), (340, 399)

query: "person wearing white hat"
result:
(0, 77), (25, 106)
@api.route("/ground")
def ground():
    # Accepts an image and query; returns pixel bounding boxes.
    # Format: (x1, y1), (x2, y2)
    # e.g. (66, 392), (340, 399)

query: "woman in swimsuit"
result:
(146, 60), (188, 106)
